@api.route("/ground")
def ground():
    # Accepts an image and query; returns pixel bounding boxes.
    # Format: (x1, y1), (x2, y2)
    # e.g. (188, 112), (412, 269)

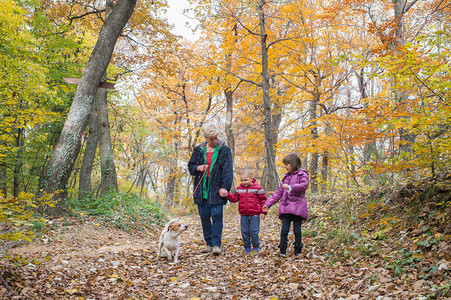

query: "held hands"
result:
(261, 205), (269, 214)
(219, 188), (228, 197)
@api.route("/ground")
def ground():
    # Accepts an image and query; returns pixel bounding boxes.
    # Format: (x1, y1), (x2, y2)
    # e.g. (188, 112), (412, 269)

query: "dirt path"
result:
(2, 210), (442, 299)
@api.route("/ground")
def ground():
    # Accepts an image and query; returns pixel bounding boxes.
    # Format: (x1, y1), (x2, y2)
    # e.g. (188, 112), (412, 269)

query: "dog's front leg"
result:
(165, 248), (172, 261)
(173, 246), (180, 264)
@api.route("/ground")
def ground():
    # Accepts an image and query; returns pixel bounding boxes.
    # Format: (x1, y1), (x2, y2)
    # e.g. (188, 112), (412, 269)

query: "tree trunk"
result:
(0, 161), (6, 197)
(97, 86), (118, 196)
(165, 137), (180, 207)
(97, 0), (118, 197)
(390, 1), (416, 169)
(13, 128), (24, 197)
(390, 0), (417, 154)
(224, 88), (235, 160)
(356, 69), (376, 185)
(165, 166), (176, 208)
(78, 109), (99, 200)
(321, 150), (328, 194)
(38, 0), (136, 208)
(308, 92), (319, 194)
(257, 0), (279, 192)
(224, 24), (237, 161)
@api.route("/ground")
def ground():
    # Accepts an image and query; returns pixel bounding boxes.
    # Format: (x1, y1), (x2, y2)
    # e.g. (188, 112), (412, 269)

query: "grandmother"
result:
(188, 122), (233, 255)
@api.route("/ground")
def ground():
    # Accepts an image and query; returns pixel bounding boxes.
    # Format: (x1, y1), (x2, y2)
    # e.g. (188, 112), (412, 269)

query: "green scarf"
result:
(202, 145), (219, 199)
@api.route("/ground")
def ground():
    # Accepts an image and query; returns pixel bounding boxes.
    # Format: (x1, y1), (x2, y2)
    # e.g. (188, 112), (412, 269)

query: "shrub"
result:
(0, 192), (56, 252)
(68, 191), (167, 232)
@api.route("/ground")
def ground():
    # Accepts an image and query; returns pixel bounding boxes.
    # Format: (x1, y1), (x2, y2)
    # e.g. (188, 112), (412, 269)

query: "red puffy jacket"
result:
(227, 178), (267, 216)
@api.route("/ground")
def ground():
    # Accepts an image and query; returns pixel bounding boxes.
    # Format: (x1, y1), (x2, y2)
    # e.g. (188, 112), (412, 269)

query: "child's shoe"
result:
(294, 243), (303, 256)
(253, 247), (260, 255)
(245, 248), (251, 255)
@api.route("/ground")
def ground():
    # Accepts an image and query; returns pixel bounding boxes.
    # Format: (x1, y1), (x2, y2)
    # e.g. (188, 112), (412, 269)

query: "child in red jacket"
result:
(227, 168), (267, 254)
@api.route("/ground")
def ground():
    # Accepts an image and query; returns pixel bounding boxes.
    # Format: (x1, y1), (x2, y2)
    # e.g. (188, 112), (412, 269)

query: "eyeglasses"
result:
(207, 136), (219, 141)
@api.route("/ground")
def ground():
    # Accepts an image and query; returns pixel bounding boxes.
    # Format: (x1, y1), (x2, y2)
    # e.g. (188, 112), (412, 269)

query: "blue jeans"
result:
(241, 215), (260, 249)
(197, 200), (224, 247)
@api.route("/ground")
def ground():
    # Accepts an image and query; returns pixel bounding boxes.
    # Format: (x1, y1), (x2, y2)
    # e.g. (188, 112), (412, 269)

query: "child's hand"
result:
(282, 184), (290, 189)
(262, 205), (269, 214)
(260, 214), (265, 220)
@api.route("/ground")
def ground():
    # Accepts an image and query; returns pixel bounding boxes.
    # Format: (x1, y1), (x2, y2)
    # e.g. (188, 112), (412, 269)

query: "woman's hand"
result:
(196, 164), (209, 172)
(219, 188), (228, 197)
(261, 205), (269, 214)
(282, 184), (290, 189)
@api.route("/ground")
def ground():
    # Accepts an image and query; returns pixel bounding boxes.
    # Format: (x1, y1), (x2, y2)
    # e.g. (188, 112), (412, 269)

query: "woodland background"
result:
(0, 0), (450, 298)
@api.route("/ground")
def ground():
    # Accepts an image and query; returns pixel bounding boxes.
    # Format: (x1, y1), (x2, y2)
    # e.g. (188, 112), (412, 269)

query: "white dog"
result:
(158, 220), (188, 263)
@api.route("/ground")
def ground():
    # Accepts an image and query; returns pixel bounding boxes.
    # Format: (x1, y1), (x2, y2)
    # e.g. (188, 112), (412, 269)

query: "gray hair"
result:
(202, 122), (221, 138)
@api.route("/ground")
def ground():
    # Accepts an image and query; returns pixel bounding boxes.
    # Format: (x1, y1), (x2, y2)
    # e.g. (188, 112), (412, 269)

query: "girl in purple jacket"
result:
(262, 153), (309, 256)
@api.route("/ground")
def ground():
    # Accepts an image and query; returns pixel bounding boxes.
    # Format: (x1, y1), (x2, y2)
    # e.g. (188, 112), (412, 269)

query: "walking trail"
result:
(4, 207), (441, 299)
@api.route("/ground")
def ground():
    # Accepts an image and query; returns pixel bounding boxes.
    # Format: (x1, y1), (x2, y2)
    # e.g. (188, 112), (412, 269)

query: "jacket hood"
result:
(198, 140), (226, 149)
(283, 168), (308, 179)
(238, 178), (261, 189)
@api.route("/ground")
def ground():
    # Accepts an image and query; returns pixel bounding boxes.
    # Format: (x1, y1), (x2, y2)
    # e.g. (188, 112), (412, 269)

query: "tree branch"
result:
(67, 9), (105, 26)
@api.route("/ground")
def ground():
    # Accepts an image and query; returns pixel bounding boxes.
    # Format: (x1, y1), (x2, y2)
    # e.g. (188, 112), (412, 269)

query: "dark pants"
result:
(241, 215), (260, 249)
(279, 214), (303, 254)
(197, 199), (224, 247)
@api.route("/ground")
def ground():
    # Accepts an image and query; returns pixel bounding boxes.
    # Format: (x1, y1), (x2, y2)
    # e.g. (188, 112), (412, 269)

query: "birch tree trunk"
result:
(38, 0), (136, 208)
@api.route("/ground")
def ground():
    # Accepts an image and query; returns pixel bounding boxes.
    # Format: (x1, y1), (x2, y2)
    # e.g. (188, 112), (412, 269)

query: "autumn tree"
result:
(0, 0), (70, 197)
(39, 0), (137, 207)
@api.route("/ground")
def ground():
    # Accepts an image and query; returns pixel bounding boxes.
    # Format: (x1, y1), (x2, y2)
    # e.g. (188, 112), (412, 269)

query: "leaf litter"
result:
(1, 183), (451, 299)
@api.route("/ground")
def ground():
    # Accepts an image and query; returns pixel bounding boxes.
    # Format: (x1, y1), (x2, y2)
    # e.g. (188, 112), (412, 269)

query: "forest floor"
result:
(1, 177), (451, 299)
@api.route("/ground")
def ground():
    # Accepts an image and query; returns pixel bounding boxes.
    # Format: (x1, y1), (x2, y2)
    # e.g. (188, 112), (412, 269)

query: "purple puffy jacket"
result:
(265, 169), (309, 219)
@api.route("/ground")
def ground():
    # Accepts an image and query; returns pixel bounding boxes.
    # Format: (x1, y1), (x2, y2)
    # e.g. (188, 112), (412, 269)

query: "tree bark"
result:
(224, 88), (235, 161)
(96, 0), (118, 197)
(97, 86), (118, 196)
(308, 90), (319, 194)
(13, 128), (24, 197)
(78, 108), (99, 200)
(0, 161), (6, 197)
(257, 0), (279, 192)
(165, 166), (177, 208)
(165, 137), (180, 207)
(224, 24), (238, 162)
(320, 151), (328, 194)
(38, 0), (136, 207)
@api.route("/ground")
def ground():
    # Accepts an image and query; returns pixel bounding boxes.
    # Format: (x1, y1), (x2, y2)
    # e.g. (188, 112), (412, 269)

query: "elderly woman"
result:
(188, 122), (233, 255)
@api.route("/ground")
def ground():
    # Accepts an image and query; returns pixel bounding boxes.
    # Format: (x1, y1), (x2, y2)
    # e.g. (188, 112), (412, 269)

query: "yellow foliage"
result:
(0, 191), (56, 245)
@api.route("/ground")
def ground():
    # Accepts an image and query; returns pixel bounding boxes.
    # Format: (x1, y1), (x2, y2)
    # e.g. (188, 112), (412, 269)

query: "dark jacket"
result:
(265, 169), (309, 219)
(188, 140), (233, 205)
(227, 178), (267, 216)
